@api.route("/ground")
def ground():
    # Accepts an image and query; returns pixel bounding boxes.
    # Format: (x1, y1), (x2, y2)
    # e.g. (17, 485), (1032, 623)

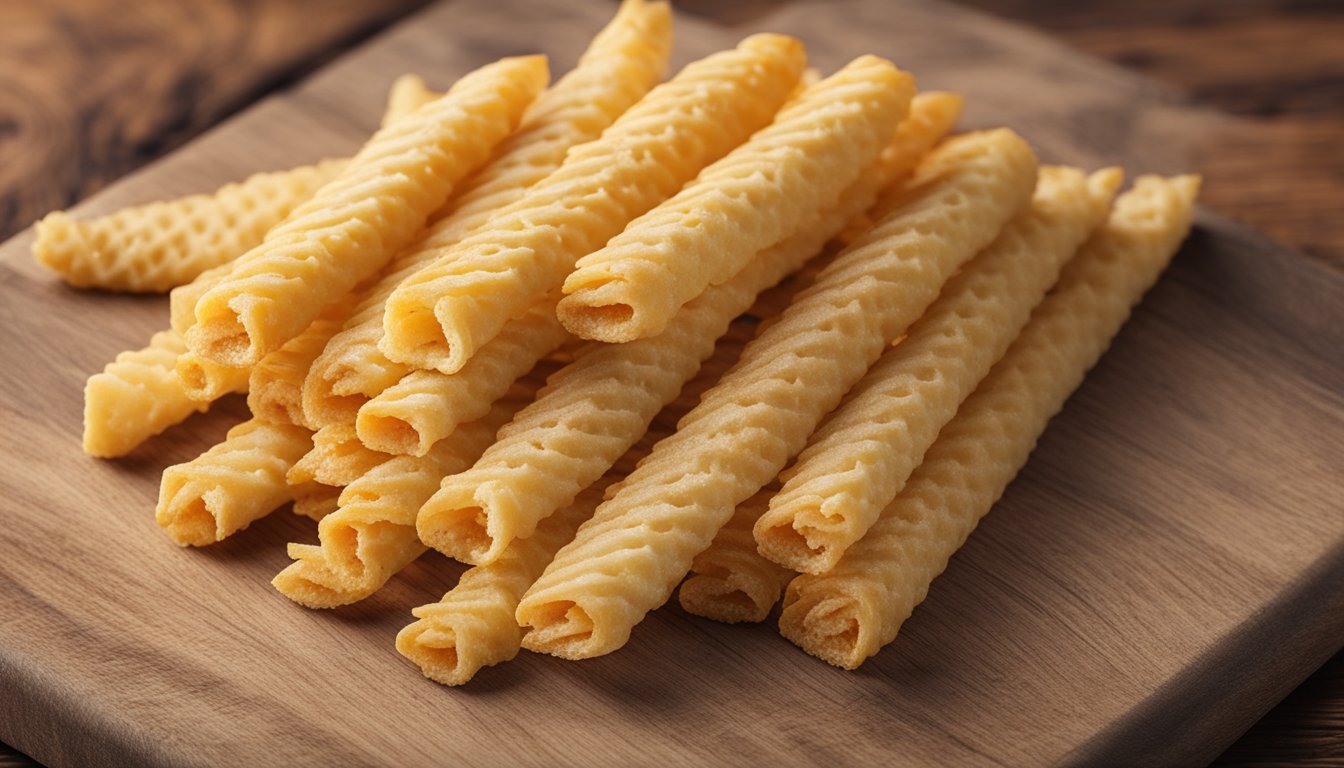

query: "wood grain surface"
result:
(0, 0), (1340, 766)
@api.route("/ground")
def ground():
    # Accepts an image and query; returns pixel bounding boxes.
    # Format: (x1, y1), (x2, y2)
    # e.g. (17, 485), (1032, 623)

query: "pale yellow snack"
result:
(300, 0), (673, 427)
(186, 55), (548, 367)
(558, 55), (915, 342)
(287, 423), (391, 488)
(174, 351), (251, 403)
(678, 486), (794, 624)
(515, 129), (1037, 659)
(169, 262), (232, 336)
(291, 482), (342, 522)
(247, 304), (355, 427)
(32, 160), (344, 293)
(780, 175), (1201, 669)
(380, 33), (807, 375)
(398, 483), (605, 686)
(357, 300), (568, 456)
(156, 419), (313, 546)
(417, 97), (962, 567)
(273, 400), (518, 609)
(382, 74), (441, 127)
(756, 166), (1122, 574)
(82, 331), (213, 458)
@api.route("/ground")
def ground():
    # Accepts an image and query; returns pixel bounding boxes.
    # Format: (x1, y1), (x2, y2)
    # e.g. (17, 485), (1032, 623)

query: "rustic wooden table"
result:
(0, 0), (1338, 765)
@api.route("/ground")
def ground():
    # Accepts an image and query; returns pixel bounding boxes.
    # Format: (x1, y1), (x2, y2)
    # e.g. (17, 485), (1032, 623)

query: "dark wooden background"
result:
(0, 0), (1338, 764)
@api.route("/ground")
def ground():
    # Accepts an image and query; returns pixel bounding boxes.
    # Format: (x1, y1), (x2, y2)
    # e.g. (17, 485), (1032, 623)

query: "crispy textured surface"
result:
(33, 160), (344, 293)
(300, 0), (671, 427)
(248, 304), (355, 427)
(82, 330), (212, 458)
(291, 483), (342, 522)
(379, 33), (807, 374)
(515, 129), (1038, 659)
(174, 351), (251, 403)
(382, 74), (440, 127)
(558, 55), (914, 342)
(678, 486), (794, 624)
(272, 402), (516, 609)
(356, 300), (568, 457)
(169, 262), (232, 336)
(757, 166), (1122, 573)
(155, 419), (313, 546)
(416, 98), (960, 568)
(398, 483), (604, 686)
(186, 55), (547, 366)
(779, 175), (1200, 670)
(287, 423), (391, 487)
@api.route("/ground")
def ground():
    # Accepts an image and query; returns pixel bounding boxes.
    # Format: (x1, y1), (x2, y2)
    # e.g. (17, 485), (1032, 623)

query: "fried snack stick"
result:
(273, 395), (524, 608)
(780, 175), (1201, 669)
(515, 130), (1038, 659)
(247, 304), (355, 426)
(287, 423), (391, 488)
(558, 55), (914, 342)
(756, 166), (1122, 573)
(156, 419), (313, 546)
(291, 482), (343, 522)
(417, 95), (963, 566)
(300, 0), (672, 427)
(382, 74), (441, 127)
(186, 56), (548, 367)
(380, 33), (807, 375)
(678, 486), (794, 624)
(398, 482), (607, 686)
(356, 300), (568, 456)
(81, 331), (229, 458)
(33, 161), (345, 293)
(175, 352), (251, 403)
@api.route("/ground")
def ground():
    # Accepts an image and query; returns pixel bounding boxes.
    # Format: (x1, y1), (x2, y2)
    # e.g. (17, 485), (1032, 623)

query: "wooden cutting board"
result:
(1, 0), (1340, 765)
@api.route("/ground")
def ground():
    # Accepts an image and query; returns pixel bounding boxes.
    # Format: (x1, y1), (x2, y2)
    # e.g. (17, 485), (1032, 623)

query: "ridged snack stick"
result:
(186, 55), (549, 367)
(398, 482), (607, 686)
(558, 55), (914, 342)
(174, 352), (251, 403)
(357, 301), (568, 457)
(286, 423), (391, 488)
(756, 165), (1122, 573)
(247, 304), (355, 427)
(779, 175), (1200, 669)
(379, 33), (808, 375)
(678, 486), (794, 624)
(416, 95), (962, 567)
(291, 483), (342, 523)
(33, 161), (345, 293)
(156, 419), (313, 546)
(82, 331), (221, 458)
(515, 129), (1038, 659)
(300, 0), (673, 427)
(272, 400), (519, 609)
(382, 74), (441, 127)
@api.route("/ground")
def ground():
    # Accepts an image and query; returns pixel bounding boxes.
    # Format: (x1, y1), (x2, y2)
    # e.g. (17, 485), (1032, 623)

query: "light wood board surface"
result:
(0, 1), (1341, 765)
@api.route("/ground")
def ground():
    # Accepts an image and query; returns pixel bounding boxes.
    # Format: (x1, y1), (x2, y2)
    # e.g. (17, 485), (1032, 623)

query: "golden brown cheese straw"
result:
(515, 130), (1038, 659)
(82, 331), (216, 458)
(380, 33), (807, 375)
(398, 483), (606, 686)
(300, 0), (673, 427)
(247, 304), (355, 427)
(156, 419), (313, 546)
(356, 300), (568, 456)
(779, 175), (1201, 669)
(756, 166), (1122, 574)
(186, 56), (548, 367)
(678, 487), (794, 624)
(416, 97), (962, 567)
(558, 55), (915, 342)
(32, 161), (344, 293)
(273, 393), (527, 608)
(287, 423), (391, 488)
